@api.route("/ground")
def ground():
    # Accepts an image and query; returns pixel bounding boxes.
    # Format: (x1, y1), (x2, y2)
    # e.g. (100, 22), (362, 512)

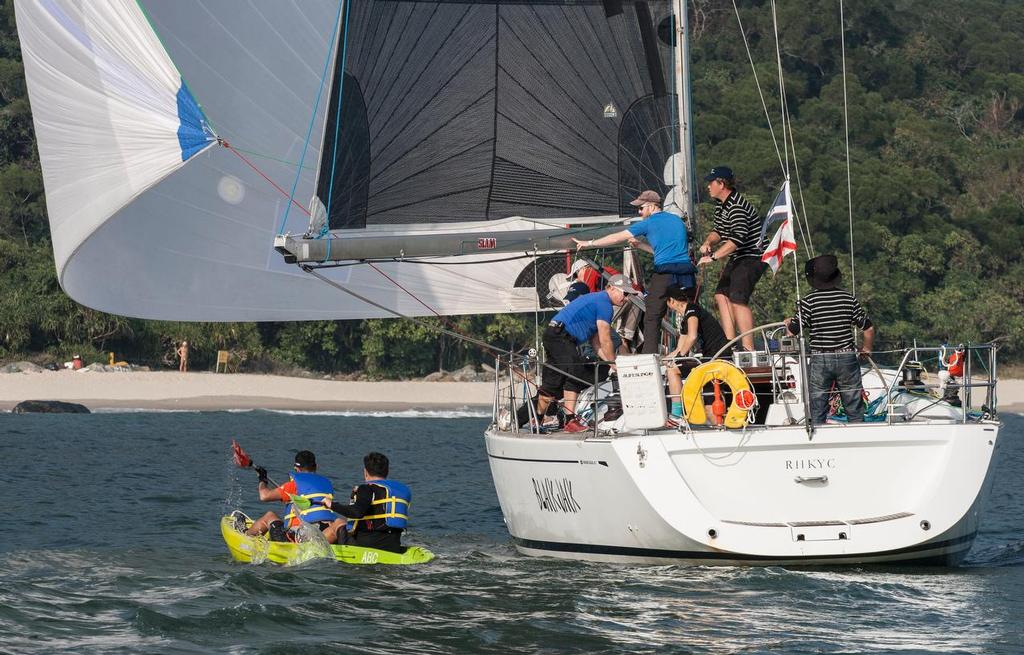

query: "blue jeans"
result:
(808, 352), (865, 424)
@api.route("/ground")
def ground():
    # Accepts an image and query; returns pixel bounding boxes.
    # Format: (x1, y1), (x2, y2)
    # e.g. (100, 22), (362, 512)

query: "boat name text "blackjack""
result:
(532, 477), (582, 513)
(785, 458), (837, 470)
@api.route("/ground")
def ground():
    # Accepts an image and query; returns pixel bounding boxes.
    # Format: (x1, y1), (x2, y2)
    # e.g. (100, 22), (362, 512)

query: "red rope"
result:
(222, 141), (310, 217)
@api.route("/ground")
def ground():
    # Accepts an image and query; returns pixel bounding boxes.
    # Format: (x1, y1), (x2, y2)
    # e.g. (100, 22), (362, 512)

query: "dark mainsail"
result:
(315, 0), (680, 231)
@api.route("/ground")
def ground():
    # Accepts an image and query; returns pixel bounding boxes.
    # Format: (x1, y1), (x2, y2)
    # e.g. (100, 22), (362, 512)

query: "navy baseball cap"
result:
(703, 166), (734, 182)
(294, 450), (317, 469)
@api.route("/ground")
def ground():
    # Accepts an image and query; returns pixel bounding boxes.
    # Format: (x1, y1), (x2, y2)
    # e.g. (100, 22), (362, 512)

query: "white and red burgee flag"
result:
(760, 181), (797, 274)
(761, 219), (797, 274)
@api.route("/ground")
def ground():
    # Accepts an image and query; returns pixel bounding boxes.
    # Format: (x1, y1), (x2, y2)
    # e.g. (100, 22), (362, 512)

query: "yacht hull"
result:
(485, 421), (1000, 566)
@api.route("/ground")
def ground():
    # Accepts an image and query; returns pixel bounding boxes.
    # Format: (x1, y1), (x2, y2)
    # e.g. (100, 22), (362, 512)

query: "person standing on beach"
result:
(322, 452), (412, 553)
(696, 167), (766, 351)
(176, 341), (189, 372)
(573, 190), (694, 354)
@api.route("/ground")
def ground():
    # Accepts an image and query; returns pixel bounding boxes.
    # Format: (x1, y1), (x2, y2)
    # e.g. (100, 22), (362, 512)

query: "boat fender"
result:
(681, 360), (754, 429)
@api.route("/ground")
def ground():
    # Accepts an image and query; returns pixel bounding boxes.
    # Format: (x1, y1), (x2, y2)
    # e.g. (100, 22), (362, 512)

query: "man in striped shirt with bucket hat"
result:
(785, 254), (875, 424)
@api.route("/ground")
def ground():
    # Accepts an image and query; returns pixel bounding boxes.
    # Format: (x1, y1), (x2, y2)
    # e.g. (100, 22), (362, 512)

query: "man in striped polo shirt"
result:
(697, 167), (766, 351)
(784, 254), (875, 424)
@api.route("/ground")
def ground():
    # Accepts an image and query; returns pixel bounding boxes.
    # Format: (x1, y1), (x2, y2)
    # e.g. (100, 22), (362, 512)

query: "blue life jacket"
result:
(283, 471), (337, 526)
(347, 479), (412, 532)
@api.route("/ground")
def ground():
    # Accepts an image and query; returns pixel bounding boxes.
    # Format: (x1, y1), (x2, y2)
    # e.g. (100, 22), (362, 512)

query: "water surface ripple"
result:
(0, 412), (1021, 653)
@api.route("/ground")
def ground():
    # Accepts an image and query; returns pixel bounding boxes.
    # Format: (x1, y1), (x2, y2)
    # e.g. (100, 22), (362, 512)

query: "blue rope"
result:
(321, 0), (352, 264)
(276, 1), (345, 236)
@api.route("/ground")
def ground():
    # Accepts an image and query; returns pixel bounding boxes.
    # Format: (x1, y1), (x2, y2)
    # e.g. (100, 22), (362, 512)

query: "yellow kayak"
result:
(220, 514), (434, 566)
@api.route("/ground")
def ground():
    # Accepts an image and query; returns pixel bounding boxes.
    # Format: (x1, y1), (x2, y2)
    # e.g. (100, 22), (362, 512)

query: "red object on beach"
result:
(231, 439), (252, 468)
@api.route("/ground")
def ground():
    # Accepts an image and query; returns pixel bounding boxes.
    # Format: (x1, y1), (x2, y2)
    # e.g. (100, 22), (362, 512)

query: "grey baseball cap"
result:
(607, 274), (639, 294)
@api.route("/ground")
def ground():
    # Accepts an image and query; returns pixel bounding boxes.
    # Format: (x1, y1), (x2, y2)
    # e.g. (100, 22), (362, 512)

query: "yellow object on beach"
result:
(681, 360), (754, 428)
(220, 515), (434, 566)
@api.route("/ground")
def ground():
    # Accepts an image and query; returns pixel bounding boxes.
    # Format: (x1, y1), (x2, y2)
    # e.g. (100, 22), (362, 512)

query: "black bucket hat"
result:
(805, 254), (841, 290)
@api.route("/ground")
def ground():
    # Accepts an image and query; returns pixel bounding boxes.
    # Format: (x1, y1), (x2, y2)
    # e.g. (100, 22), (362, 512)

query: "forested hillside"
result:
(0, 1), (1021, 375)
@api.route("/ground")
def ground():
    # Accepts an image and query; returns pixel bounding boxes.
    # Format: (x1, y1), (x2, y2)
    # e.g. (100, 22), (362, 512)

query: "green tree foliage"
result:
(0, 1), (1022, 370)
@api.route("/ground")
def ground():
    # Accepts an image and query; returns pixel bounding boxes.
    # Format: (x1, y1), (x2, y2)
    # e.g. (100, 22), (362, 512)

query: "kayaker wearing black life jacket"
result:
(245, 450), (342, 543)
(323, 452), (411, 553)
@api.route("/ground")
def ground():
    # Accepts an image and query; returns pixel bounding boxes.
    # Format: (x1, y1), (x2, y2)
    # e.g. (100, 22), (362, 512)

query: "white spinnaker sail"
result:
(16, 0), (215, 282)
(16, 1), (677, 321)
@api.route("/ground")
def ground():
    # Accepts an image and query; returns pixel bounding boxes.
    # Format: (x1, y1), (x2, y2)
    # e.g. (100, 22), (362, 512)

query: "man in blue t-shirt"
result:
(518, 274), (639, 433)
(573, 190), (695, 355)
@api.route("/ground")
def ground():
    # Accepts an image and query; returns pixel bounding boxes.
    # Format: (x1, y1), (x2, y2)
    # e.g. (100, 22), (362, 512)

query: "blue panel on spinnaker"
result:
(177, 83), (211, 161)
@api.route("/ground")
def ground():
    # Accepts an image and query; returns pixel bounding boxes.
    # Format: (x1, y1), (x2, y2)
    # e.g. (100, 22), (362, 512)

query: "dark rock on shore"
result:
(12, 400), (91, 414)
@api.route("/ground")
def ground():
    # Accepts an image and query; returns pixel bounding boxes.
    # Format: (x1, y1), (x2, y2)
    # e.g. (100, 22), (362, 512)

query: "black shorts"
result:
(715, 257), (766, 304)
(540, 327), (588, 397)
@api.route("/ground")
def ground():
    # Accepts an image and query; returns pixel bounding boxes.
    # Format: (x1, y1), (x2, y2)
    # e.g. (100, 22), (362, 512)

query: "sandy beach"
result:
(0, 370), (494, 412)
(1, 368), (1021, 414)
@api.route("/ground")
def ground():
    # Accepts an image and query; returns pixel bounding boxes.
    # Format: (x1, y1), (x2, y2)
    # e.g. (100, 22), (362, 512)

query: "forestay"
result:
(16, 0), (683, 321)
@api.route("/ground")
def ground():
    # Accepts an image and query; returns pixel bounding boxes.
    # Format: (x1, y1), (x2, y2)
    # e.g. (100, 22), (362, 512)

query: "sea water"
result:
(0, 410), (1021, 654)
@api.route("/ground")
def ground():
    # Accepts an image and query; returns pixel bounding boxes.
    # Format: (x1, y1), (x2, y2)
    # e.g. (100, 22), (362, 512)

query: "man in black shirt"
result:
(785, 254), (875, 424)
(662, 285), (732, 418)
(697, 167), (767, 351)
(324, 452), (411, 553)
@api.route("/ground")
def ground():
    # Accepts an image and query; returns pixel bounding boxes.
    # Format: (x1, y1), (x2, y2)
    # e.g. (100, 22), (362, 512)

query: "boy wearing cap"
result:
(785, 254), (875, 424)
(572, 190), (694, 354)
(697, 167), (766, 351)
(245, 450), (343, 543)
(519, 274), (638, 432)
(662, 285), (732, 418)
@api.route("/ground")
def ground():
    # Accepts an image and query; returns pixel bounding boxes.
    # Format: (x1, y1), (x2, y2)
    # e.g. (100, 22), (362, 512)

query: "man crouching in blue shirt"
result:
(520, 274), (639, 433)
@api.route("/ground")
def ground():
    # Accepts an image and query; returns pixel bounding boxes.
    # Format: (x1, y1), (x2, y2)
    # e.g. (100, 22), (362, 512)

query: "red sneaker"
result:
(563, 418), (591, 433)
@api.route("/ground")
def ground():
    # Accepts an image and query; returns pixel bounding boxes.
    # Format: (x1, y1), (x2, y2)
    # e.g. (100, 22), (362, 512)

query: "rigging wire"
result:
(839, 0), (856, 292)
(732, 0), (817, 260)
(275, 1), (345, 236)
(301, 265), (510, 356)
(730, 0), (786, 177)
(786, 118), (815, 257)
(223, 141), (310, 217)
(298, 265), (603, 396)
(323, 0), (353, 243)
(769, 0), (790, 177)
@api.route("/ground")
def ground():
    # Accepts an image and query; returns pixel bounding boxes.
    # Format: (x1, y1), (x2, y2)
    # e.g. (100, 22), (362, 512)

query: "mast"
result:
(674, 0), (698, 231)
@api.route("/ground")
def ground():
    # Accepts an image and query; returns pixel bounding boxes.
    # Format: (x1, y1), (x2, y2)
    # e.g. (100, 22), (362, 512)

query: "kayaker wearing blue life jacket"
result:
(323, 452), (411, 553)
(245, 450), (343, 543)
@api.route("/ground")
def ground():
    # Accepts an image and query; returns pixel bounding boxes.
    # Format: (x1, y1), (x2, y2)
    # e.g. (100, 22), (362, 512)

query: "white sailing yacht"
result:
(15, 0), (1002, 565)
